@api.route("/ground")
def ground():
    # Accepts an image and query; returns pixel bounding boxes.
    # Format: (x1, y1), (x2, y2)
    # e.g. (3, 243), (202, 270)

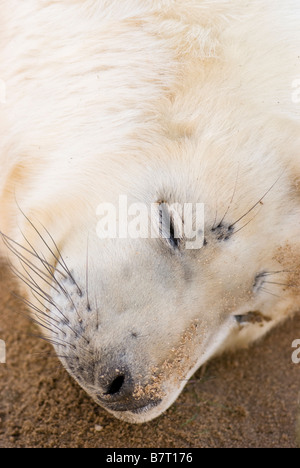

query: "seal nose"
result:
(95, 364), (135, 409)
(95, 363), (161, 413)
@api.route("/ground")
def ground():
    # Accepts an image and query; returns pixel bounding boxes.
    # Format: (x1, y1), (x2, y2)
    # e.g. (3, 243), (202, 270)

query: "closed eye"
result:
(158, 201), (182, 250)
(168, 213), (180, 249)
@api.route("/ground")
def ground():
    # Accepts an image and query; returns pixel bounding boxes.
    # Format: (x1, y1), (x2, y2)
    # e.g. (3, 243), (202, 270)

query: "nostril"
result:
(96, 362), (134, 404)
(105, 375), (125, 396)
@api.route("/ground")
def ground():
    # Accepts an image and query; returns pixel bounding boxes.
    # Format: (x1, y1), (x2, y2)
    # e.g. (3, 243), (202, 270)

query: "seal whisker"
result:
(38, 252), (84, 325)
(12, 300), (64, 336)
(19, 229), (72, 297)
(27, 280), (71, 324)
(29, 290), (75, 332)
(230, 207), (263, 236)
(18, 260), (61, 296)
(12, 295), (75, 339)
(38, 252), (71, 299)
(30, 332), (90, 354)
(262, 270), (295, 276)
(8, 263), (58, 310)
(19, 228), (60, 280)
(94, 294), (100, 330)
(33, 216), (83, 297)
(260, 287), (281, 298)
(86, 235), (91, 312)
(264, 281), (299, 289)
(229, 175), (282, 230)
(28, 333), (70, 349)
(31, 290), (51, 312)
(22, 311), (61, 336)
(212, 206), (219, 231)
(15, 203), (80, 289)
(12, 292), (62, 326)
(1, 235), (53, 282)
(31, 350), (74, 358)
(39, 250), (81, 319)
(28, 352), (72, 361)
(218, 163), (240, 227)
(0, 232), (67, 279)
(264, 281), (290, 286)
(8, 262), (55, 302)
(8, 261), (43, 292)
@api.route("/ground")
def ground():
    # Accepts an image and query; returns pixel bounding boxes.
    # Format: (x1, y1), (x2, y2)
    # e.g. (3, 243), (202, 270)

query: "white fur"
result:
(0, 1), (299, 423)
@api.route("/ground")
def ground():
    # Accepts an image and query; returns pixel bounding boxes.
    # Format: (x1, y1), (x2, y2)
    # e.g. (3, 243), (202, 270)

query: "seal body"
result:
(0, 0), (299, 423)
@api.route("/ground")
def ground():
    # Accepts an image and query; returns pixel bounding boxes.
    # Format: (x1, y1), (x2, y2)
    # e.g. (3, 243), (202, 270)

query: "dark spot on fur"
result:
(235, 311), (272, 325)
(212, 223), (234, 241)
